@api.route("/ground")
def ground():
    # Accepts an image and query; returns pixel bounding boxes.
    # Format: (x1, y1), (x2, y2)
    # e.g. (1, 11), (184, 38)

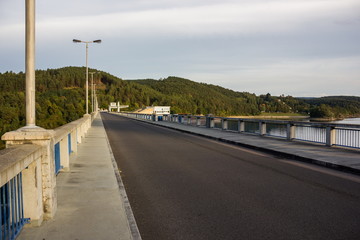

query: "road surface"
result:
(101, 113), (360, 240)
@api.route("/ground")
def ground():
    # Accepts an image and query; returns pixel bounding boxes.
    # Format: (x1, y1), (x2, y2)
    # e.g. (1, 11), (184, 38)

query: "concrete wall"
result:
(0, 112), (98, 227)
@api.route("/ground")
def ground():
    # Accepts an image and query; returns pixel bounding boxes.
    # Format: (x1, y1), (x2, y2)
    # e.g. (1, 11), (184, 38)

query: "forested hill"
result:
(130, 77), (300, 115)
(1, 67), (360, 148)
(302, 96), (360, 118)
(129, 78), (360, 118)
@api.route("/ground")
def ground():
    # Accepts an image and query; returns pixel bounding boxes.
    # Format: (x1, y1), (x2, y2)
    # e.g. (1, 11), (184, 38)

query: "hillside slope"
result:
(129, 77), (296, 115)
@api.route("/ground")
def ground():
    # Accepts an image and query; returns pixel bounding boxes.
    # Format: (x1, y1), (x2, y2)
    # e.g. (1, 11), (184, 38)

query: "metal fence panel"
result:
(0, 173), (29, 240)
(68, 134), (72, 154)
(54, 142), (61, 175)
(336, 128), (360, 149)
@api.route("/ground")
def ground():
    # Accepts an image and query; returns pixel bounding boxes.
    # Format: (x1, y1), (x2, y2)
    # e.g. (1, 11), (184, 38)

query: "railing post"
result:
(287, 123), (295, 140)
(70, 130), (77, 153)
(22, 157), (43, 226)
(259, 121), (266, 136)
(2, 130), (57, 220)
(60, 137), (69, 171)
(238, 120), (245, 132)
(76, 127), (82, 144)
(326, 126), (336, 147)
(210, 118), (215, 128)
(196, 117), (201, 126)
(222, 118), (228, 130)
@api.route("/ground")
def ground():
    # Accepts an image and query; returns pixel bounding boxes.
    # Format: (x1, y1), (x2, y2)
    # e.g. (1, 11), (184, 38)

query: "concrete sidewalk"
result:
(18, 114), (139, 240)
(117, 114), (360, 175)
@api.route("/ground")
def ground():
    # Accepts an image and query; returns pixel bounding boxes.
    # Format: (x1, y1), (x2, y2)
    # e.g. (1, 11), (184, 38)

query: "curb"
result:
(100, 114), (142, 240)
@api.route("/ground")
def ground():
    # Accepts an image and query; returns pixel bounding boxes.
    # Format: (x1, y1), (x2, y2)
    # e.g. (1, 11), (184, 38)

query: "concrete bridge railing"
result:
(120, 113), (360, 150)
(0, 112), (97, 239)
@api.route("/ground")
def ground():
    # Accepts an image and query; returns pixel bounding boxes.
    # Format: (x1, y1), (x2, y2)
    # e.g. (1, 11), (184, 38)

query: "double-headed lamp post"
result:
(73, 39), (101, 115)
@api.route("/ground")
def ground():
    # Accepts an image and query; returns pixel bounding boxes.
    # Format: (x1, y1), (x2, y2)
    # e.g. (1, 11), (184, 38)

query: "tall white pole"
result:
(89, 72), (94, 113)
(92, 84), (95, 111)
(25, 0), (36, 127)
(92, 75), (94, 112)
(94, 84), (97, 111)
(85, 43), (89, 114)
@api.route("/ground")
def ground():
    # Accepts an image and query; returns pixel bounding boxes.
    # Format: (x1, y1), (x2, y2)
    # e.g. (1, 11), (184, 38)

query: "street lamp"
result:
(73, 39), (101, 114)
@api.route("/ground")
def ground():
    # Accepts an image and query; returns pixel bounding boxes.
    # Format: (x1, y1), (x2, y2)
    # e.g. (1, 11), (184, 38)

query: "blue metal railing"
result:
(68, 134), (72, 154)
(244, 121), (260, 134)
(294, 125), (326, 144)
(266, 123), (287, 138)
(227, 120), (239, 131)
(336, 128), (360, 149)
(213, 118), (222, 129)
(0, 173), (29, 240)
(54, 143), (61, 175)
(122, 113), (360, 149)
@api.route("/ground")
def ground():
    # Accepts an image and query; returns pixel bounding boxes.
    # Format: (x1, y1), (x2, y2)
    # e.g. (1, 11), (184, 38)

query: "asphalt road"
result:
(101, 113), (360, 240)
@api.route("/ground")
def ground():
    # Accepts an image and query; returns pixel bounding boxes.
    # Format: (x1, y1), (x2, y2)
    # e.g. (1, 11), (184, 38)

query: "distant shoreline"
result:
(227, 115), (309, 120)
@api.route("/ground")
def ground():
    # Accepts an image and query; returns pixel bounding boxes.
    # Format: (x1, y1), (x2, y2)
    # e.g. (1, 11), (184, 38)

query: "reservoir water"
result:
(332, 118), (360, 125)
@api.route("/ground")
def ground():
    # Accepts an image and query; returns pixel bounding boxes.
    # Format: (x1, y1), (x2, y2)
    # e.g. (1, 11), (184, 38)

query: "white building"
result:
(135, 106), (171, 115)
(153, 106), (170, 115)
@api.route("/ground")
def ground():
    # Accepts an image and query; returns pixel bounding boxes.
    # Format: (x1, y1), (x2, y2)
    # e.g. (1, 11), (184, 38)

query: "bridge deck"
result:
(18, 114), (135, 240)
(119, 114), (360, 175)
(103, 113), (360, 239)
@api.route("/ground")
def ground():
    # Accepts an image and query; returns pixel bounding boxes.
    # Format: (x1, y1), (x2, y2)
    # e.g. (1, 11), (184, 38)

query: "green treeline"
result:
(305, 96), (360, 119)
(1, 67), (360, 149)
(0, 67), (88, 149)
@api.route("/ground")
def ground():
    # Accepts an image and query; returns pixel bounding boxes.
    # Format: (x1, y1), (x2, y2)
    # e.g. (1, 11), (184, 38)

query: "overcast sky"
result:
(0, 0), (359, 97)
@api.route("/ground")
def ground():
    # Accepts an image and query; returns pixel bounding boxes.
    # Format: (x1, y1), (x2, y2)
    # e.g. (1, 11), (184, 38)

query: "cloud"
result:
(1, 0), (359, 97)
(1, 0), (356, 41)
(183, 56), (360, 96)
(2, 0), (359, 46)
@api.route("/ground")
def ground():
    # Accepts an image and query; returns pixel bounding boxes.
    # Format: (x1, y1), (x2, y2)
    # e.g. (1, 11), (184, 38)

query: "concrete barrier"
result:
(0, 112), (98, 230)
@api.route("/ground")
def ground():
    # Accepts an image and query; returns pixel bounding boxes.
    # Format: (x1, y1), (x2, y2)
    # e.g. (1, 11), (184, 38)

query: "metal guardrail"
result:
(336, 127), (360, 149)
(294, 125), (326, 144)
(54, 142), (61, 175)
(121, 113), (360, 150)
(0, 172), (29, 240)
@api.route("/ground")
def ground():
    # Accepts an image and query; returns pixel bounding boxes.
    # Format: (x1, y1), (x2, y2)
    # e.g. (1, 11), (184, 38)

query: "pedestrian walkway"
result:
(118, 114), (360, 175)
(18, 114), (137, 240)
